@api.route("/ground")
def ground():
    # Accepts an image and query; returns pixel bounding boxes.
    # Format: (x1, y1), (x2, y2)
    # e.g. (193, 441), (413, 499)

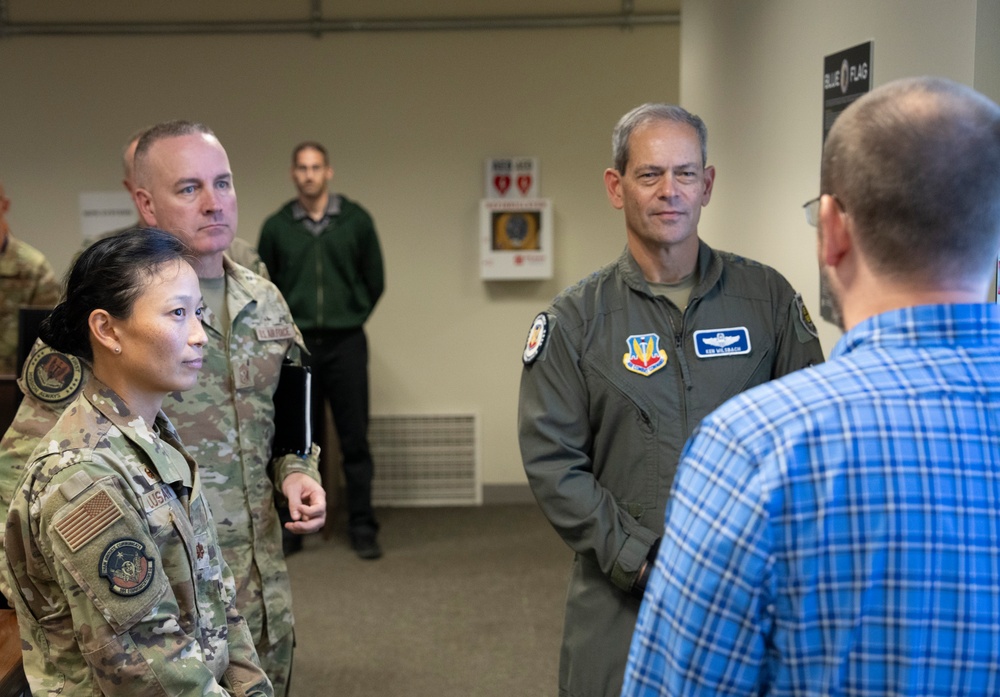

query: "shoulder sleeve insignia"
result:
(522, 313), (549, 365)
(25, 345), (84, 404)
(100, 539), (155, 596)
(793, 293), (819, 341)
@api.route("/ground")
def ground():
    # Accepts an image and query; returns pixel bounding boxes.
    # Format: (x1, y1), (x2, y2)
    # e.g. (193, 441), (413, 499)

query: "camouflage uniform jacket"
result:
(165, 257), (319, 647)
(0, 233), (61, 374)
(0, 258), (320, 648)
(4, 378), (273, 696)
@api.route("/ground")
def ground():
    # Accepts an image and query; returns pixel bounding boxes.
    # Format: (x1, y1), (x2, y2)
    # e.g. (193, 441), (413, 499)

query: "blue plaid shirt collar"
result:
(831, 303), (1000, 360)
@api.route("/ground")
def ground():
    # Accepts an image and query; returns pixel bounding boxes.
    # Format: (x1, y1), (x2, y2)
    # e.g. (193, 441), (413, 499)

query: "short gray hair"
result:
(612, 103), (708, 173)
(133, 120), (216, 189)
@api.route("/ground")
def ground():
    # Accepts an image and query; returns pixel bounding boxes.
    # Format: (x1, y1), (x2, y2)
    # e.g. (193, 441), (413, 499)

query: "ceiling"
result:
(3, 0), (682, 26)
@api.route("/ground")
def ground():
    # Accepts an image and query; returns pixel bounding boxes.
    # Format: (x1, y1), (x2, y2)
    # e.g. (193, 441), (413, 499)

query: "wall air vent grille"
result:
(370, 414), (480, 506)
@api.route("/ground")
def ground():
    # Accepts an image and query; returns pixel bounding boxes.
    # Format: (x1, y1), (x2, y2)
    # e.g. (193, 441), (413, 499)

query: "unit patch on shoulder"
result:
(623, 333), (667, 376)
(794, 293), (819, 341)
(522, 313), (549, 364)
(25, 346), (84, 404)
(693, 327), (751, 358)
(100, 539), (155, 597)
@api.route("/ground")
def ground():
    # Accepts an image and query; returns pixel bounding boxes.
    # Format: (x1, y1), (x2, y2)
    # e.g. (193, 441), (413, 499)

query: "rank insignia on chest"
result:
(622, 333), (667, 376)
(234, 358), (253, 389)
(693, 327), (751, 358)
(194, 534), (212, 570)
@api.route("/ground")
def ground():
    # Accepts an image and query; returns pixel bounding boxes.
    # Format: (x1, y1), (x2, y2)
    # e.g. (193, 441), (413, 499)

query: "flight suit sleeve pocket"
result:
(46, 481), (169, 635)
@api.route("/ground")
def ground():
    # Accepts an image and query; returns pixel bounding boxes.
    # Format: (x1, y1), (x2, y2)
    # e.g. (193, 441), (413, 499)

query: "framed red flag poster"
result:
(480, 198), (552, 280)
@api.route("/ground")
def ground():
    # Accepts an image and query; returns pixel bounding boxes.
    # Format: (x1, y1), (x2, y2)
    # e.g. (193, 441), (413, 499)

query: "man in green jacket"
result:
(517, 104), (825, 697)
(259, 142), (385, 560)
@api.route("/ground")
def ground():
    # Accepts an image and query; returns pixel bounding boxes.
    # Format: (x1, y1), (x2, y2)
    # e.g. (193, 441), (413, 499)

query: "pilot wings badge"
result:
(704, 334), (740, 348)
(622, 333), (667, 376)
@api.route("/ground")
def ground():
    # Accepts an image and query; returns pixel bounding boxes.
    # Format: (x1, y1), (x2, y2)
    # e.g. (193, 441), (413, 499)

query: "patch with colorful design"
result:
(100, 539), (155, 596)
(25, 345), (83, 404)
(622, 333), (667, 376)
(522, 313), (549, 364)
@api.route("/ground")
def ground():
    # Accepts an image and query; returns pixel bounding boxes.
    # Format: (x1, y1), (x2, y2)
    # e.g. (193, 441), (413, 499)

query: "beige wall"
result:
(13, 0), (993, 491)
(680, 0), (998, 354)
(0, 23), (679, 486)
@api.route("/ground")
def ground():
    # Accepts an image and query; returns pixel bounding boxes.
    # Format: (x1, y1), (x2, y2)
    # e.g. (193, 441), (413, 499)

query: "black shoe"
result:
(350, 534), (382, 560)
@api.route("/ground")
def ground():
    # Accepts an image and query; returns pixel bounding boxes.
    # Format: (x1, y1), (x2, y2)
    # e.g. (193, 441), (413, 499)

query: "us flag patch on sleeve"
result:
(54, 489), (123, 553)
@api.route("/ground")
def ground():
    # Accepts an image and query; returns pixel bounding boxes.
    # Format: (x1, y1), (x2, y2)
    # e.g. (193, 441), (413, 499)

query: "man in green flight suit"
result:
(518, 103), (825, 697)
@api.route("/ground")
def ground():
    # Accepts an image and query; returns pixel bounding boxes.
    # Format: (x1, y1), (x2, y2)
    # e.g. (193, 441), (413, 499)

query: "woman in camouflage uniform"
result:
(3, 229), (272, 696)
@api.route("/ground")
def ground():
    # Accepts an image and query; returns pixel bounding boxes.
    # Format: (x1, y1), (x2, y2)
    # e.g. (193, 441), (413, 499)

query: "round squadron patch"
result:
(522, 313), (549, 364)
(25, 346), (83, 404)
(100, 539), (155, 596)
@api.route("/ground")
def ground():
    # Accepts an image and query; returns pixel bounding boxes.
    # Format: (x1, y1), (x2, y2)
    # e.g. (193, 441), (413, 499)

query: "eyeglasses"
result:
(802, 196), (821, 227)
(802, 194), (845, 227)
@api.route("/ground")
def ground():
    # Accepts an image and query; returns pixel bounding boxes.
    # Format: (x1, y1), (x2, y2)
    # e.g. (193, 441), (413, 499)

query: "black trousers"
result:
(302, 327), (378, 537)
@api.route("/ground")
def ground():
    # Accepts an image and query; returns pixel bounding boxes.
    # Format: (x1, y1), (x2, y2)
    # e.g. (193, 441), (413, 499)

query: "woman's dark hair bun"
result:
(38, 227), (189, 363)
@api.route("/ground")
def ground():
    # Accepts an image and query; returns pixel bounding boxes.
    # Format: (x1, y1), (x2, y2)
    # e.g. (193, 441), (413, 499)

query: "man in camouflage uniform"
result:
(0, 181), (61, 374)
(5, 378), (273, 696)
(0, 122), (325, 697)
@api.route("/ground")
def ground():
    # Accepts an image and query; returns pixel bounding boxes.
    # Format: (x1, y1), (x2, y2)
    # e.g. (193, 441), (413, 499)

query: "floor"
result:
(285, 504), (571, 697)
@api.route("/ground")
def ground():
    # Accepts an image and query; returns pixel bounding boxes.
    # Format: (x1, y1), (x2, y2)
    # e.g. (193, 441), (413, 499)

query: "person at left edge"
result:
(0, 180), (61, 375)
(4, 228), (272, 696)
(517, 103), (824, 697)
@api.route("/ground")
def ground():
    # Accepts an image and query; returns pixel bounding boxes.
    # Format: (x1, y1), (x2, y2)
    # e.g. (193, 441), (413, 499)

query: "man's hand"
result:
(631, 538), (662, 599)
(281, 472), (327, 534)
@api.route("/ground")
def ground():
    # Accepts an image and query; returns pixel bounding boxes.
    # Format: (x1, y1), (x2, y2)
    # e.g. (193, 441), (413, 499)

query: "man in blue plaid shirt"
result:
(622, 76), (1000, 696)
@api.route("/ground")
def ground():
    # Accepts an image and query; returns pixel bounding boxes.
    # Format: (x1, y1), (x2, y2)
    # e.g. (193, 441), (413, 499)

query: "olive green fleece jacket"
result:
(258, 195), (384, 330)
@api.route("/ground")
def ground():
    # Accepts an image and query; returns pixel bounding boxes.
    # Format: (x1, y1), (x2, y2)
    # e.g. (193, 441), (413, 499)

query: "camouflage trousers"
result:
(258, 629), (294, 697)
